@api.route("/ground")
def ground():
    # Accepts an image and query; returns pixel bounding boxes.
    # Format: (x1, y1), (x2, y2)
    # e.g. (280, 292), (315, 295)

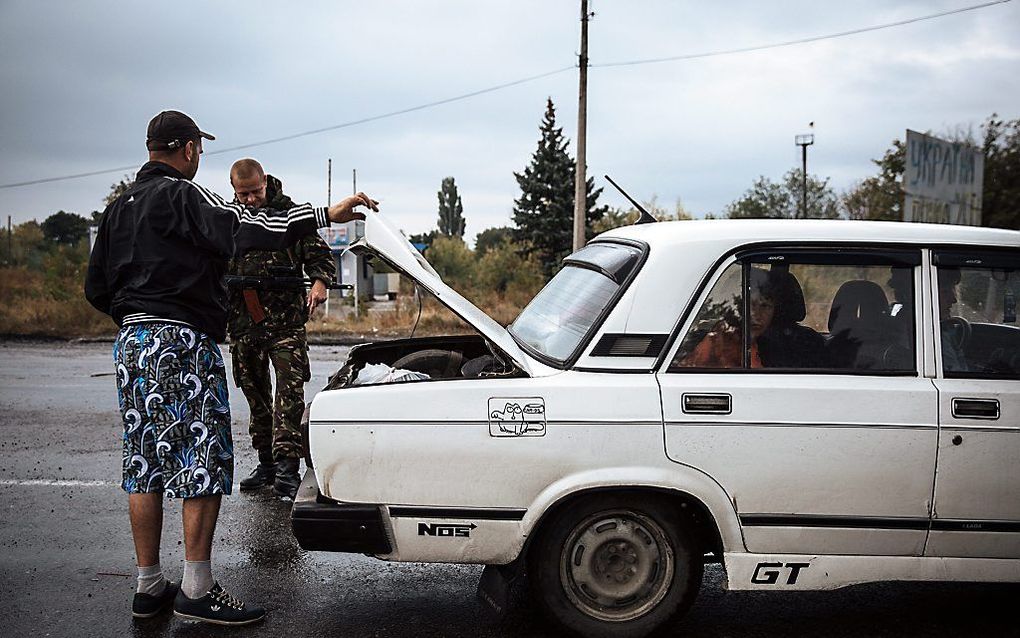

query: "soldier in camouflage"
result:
(227, 158), (335, 499)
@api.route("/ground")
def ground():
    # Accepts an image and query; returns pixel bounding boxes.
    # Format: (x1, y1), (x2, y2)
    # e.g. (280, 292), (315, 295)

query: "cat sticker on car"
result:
(488, 398), (546, 437)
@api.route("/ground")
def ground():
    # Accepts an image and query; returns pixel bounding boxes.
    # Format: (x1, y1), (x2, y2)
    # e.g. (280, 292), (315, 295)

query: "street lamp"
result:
(795, 131), (815, 218)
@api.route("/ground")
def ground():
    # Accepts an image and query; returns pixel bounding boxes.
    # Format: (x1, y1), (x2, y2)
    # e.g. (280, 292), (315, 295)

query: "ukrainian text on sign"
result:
(903, 129), (983, 225)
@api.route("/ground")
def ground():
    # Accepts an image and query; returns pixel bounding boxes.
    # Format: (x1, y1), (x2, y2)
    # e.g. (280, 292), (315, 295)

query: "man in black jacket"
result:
(85, 110), (377, 625)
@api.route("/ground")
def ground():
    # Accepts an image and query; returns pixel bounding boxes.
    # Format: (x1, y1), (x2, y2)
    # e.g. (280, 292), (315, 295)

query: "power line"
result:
(203, 65), (576, 157)
(0, 65), (575, 190)
(0, 0), (1009, 191)
(592, 0), (1011, 68)
(0, 164), (141, 190)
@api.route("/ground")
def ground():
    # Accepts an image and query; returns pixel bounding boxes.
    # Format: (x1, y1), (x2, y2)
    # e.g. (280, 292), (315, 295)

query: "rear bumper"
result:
(290, 470), (392, 554)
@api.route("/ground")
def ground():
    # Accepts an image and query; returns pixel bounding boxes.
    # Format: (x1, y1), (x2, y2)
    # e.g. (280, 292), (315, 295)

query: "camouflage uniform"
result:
(227, 175), (334, 461)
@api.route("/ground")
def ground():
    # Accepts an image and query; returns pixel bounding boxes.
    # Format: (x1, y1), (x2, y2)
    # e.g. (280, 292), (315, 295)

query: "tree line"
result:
(6, 107), (1018, 275)
(414, 109), (1019, 298)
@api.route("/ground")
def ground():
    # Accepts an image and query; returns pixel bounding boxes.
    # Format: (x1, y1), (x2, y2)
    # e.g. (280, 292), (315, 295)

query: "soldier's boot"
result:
(239, 450), (277, 491)
(273, 457), (301, 500)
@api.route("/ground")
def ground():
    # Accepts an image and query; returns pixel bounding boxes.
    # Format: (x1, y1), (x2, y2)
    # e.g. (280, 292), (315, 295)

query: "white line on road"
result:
(0, 479), (112, 487)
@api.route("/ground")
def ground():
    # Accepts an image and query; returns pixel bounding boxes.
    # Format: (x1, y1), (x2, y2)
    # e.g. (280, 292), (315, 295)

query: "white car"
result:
(292, 214), (1020, 637)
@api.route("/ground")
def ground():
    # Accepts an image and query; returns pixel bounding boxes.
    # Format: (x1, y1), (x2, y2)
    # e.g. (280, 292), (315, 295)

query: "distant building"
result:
(319, 222), (373, 299)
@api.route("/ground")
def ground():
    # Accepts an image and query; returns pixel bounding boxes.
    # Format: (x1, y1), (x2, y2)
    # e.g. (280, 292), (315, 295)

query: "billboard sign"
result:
(318, 219), (366, 252)
(903, 129), (983, 225)
(318, 225), (349, 251)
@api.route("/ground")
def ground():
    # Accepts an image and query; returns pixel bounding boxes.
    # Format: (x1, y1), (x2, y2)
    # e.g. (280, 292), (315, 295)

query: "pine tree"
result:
(512, 98), (606, 278)
(436, 176), (466, 237)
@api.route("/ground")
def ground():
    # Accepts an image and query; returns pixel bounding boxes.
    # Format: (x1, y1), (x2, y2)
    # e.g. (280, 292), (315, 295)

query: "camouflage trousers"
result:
(230, 328), (311, 461)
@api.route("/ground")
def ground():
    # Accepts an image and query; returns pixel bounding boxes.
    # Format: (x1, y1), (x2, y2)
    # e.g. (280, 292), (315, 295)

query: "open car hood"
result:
(345, 213), (550, 377)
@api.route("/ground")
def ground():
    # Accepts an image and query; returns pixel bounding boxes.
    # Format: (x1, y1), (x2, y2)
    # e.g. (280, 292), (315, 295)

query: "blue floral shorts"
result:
(114, 323), (233, 498)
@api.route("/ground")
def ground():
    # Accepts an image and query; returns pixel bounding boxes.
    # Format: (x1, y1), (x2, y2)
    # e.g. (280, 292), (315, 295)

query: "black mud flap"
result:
(476, 562), (524, 619)
(291, 470), (392, 554)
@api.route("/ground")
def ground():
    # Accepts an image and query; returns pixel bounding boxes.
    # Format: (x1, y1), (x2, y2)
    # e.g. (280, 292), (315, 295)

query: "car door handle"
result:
(951, 398), (999, 420)
(682, 393), (732, 415)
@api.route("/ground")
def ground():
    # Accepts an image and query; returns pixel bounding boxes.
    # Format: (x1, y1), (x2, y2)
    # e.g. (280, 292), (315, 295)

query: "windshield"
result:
(510, 265), (620, 363)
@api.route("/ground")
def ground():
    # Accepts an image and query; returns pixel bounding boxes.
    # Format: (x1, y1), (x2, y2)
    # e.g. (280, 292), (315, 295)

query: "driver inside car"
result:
(938, 268), (968, 372)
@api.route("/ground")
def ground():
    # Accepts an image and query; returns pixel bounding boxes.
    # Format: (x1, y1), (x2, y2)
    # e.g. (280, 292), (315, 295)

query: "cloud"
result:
(0, 0), (1017, 227)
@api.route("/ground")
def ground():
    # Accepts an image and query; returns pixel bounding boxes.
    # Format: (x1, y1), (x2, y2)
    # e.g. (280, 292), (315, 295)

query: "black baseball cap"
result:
(146, 110), (215, 151)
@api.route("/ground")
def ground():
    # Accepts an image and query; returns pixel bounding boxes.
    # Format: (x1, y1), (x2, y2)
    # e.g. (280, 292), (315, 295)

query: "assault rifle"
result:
(224, 266), (352, 291)
(224, 266), (351, 323)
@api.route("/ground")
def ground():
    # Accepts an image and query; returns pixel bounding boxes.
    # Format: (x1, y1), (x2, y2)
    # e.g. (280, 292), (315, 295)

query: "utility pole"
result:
(326, 158), (332, 317)
(795, 126), (814, 218)
(352, 168), (359, 318)
(572, 0), (591, 251)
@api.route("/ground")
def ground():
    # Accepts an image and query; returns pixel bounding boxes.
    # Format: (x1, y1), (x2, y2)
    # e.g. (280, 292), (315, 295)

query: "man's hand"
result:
(327, 192), (379, 224)
(307, 279), (328, 316)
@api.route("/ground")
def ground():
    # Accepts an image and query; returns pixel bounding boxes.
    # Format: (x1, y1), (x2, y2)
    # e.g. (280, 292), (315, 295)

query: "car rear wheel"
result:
(528, 494), (702, 638)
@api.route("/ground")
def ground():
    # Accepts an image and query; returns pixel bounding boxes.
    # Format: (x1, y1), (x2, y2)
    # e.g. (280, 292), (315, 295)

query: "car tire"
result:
(392, 349), (464, 378)
(528, 494), (702, 638)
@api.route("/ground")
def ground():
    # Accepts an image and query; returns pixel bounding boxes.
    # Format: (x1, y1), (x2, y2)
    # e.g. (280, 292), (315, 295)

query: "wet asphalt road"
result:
(1, 340), (1018, 637)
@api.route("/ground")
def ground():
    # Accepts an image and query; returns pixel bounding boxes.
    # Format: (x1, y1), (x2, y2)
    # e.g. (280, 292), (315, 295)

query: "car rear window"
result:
(510, 266), (618, 362)
(510, 242), (641, 364)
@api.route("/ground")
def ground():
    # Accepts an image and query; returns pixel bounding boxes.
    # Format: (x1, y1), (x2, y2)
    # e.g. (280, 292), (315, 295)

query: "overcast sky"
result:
(1, 0), (1017, 239)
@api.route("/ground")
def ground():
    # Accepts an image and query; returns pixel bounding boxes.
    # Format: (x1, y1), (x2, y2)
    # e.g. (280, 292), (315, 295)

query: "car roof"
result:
(599, 219), (1020, 251)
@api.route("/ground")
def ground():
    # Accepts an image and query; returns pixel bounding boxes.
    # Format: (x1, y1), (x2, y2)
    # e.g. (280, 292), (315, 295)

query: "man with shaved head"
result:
(226, 158), (334, 500)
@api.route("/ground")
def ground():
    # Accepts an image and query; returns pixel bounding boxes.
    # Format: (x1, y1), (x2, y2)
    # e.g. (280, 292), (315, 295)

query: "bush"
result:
(425, 236), (476, 290)
(476, 239), (544, 298)
(0, 266), (114, 337)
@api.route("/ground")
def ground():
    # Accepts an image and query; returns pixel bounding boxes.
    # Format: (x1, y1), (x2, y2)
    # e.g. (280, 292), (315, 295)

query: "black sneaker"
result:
(239, 462), (277, 491)
(173, 582), (265, 626)
(273, 458), (300, 500)
(132, 580), (179, 619)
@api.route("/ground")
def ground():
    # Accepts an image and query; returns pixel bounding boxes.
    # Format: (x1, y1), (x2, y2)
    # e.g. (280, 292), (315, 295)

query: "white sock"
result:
(181, 560), (215, 599)
(136, 563), (167, 596)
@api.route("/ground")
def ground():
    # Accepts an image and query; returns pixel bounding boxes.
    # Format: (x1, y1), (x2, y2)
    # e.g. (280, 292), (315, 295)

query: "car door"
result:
(658, 246), (939, 556)
(926, 248), (1020, 558)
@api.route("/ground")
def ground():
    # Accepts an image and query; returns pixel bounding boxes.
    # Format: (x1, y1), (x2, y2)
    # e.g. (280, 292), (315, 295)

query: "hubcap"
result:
(559, 510), (675, 622)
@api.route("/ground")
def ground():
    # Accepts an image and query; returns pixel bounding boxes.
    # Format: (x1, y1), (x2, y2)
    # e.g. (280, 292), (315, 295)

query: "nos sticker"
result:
(488, 397), (546, 437)
(418, 522), (476, 537)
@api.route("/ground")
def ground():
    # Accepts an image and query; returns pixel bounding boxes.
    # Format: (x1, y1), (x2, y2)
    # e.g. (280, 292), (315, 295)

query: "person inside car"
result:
(678, 268), (776, 368)
(938, 268), (968, 372)
(757, 270), (828, 368)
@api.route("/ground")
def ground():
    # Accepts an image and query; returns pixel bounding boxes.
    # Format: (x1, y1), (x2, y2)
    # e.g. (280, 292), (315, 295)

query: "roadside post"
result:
(795, 130), (815, 218)
(326, 158), (331, 316)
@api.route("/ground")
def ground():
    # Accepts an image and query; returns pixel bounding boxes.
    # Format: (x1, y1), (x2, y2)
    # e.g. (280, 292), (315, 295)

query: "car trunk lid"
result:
(344, 214), (549, 377)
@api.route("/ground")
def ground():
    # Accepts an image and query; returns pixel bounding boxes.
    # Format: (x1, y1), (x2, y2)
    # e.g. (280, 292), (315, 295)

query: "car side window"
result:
(672, 262), (743, 369)
(935, 250), (1020, 379)
(670, 252), (918, 374)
